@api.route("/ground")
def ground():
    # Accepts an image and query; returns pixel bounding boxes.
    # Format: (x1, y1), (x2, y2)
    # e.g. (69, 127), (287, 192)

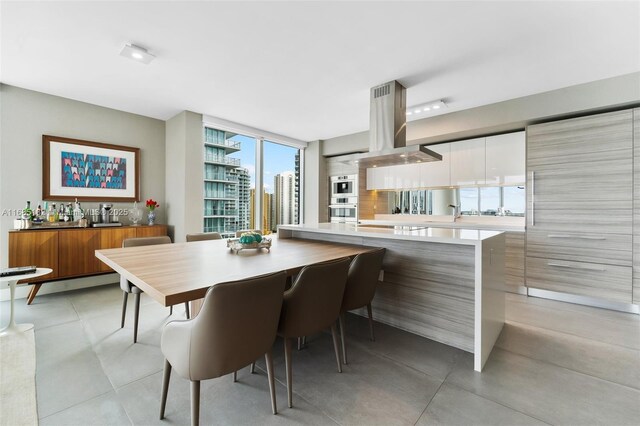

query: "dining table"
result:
(95, 235), (378, 315)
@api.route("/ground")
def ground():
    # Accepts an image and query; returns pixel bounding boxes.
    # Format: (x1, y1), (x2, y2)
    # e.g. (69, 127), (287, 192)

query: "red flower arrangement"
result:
(146, 199), (159, 211)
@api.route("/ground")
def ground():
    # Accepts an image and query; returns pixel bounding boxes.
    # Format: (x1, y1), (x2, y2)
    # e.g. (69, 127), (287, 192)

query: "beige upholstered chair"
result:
(186, 232), (222, 242)
(120, 236), (190, 343)
(235, 229), (262, 237)
(160, 271), (287, 426)
(339, 248), (386, 364)
(277, 257), (351, 408)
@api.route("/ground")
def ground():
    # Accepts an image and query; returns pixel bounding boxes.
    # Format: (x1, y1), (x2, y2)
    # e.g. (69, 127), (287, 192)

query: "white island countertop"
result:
(278, 222), (503, 246)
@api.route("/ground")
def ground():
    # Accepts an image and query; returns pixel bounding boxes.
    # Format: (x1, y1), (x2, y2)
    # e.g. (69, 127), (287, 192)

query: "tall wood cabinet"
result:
(526, 110), (634, 304)
(633, 108), (640, 305)
(8, 225), (168, 303)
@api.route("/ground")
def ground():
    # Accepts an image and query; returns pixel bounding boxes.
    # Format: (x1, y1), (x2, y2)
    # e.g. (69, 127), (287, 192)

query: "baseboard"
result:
(527, 287), (640, 315)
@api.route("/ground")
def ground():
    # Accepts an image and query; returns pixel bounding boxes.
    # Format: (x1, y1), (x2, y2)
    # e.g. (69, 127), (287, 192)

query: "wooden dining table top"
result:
(95, 237), (377, 306)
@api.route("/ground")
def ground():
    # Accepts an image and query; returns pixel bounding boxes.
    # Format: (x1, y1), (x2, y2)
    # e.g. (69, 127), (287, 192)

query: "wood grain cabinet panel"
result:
(99, 228), (137, 272)
(633, 108), (640, 304)
(135, 225), (168, 238)
(58, 229), (101, 276)
(505, 232), (525, 294)
(8, 231), (58, 281)
(526, 257), (632, 304)
(526, 110), (634, 305)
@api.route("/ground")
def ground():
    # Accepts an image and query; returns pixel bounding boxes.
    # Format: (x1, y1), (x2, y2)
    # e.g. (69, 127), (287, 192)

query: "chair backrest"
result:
(187, 271), (287, 380)
(186, 232), (222, 242)
(235, 229), (262, 238)
(120, 236), (172, 291)
(278, 257), (350, 338)
(122, 236), (172, 248)
(341, 248), (386, 312)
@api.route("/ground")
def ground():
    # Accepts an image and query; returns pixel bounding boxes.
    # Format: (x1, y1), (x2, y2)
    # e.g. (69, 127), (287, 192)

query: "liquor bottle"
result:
(22, 201), (34, 221)
(58, 204), (64, 222)
(64, 203), (72, 222)
(73, 199), (83, 221)
(48, 203), (56, 222)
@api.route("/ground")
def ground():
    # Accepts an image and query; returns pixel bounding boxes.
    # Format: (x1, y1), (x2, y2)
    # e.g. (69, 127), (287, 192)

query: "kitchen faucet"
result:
(448, 204), (461, 220)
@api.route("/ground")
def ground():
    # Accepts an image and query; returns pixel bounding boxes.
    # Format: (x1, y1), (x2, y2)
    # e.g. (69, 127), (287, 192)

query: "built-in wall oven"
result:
(330, 175), (358, 223)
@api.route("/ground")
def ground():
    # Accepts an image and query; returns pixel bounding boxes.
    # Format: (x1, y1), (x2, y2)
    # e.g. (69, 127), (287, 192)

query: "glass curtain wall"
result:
(203, 128), (254, 237)
(203, 127), (301, 237)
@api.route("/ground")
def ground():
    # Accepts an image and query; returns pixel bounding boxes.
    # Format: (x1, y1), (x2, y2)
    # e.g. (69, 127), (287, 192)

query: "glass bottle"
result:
(22, 201), (33, 221)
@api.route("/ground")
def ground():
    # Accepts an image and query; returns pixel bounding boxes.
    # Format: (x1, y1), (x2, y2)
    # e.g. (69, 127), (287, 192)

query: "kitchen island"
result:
(278, 223), (506, 372)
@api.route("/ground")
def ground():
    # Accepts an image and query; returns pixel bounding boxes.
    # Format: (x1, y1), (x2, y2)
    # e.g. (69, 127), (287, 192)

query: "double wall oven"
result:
(329, 175), (358, 223)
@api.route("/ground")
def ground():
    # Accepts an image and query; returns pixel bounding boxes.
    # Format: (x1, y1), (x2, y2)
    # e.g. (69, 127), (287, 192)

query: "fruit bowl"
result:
(226, 237), (272, 254)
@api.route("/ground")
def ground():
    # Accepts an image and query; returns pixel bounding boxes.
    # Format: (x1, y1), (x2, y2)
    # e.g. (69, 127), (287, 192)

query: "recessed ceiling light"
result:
(414, 109), (421, 114)
(432, 104), (440, 109)
(423, 107), (431, 111)
(373, 165), (377, 168)
(399, 154), (406, 158)
(406, 112), (412, 116)
(120, 44), (155, 64)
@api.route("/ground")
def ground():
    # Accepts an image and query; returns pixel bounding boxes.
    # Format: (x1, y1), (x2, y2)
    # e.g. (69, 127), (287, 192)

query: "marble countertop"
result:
(279, 223), (503, 246)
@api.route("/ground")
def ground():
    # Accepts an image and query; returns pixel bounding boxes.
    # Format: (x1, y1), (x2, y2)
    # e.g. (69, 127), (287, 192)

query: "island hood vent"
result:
(338, 80), (442, 167)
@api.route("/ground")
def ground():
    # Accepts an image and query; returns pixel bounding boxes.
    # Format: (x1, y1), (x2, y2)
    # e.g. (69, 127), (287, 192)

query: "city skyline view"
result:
(227, 134), (298, 193)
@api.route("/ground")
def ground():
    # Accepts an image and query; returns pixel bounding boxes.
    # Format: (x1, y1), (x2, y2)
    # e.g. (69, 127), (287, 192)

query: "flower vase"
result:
(147, 210), (156, 226)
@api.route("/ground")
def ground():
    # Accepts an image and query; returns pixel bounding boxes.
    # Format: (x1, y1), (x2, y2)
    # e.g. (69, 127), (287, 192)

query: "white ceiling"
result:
(2, 1), (639, 142)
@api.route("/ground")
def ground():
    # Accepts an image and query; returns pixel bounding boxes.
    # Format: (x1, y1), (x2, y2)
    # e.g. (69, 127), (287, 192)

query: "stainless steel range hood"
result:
(338, 80), (442, 167)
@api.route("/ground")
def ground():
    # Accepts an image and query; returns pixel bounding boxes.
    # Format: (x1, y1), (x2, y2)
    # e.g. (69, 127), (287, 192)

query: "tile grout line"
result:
(505, 316), (640, 352)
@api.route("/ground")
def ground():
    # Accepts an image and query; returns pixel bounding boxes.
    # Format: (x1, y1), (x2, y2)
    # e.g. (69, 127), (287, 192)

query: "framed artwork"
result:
(42, 135), (140, 202)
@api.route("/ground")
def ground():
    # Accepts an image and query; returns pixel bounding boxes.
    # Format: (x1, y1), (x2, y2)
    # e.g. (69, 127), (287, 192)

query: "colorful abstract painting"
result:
(61, 151), (127, 189)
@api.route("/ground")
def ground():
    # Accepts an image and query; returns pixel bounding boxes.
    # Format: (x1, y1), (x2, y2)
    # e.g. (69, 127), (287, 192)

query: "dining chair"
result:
(277, 257), (351, 408)
(160, 271), (287, 426)
(185, 232), (222, 242)
(120, 236), (190, 343)
(339, 248), (386, 364)
(235, 229), (262, 237)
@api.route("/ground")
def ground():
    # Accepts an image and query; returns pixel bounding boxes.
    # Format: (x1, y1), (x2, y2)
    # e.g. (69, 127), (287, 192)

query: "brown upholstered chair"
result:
(235, 229), (262, 237)
(160, 271), (287, 426)
(186, 232), (222, 242)
(339, 248), (386, 364)
(277, 257), (351, 408)
(120, 236), (190, 343)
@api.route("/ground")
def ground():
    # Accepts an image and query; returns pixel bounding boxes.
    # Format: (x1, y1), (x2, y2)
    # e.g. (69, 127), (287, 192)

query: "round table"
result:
(0, 268), (52, 336)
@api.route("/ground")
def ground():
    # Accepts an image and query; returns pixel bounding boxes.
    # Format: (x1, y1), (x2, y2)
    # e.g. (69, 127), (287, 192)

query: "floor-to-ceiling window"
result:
(203, 128), (255, 238)
(203, 126), (302, 236)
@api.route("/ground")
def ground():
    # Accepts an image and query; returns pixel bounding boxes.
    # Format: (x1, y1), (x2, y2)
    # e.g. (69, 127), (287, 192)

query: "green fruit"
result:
(240, 234), (254, 244)
(252, 233), (262, 243)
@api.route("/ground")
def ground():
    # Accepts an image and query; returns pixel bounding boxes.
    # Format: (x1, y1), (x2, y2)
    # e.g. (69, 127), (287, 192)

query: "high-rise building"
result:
(250, 188), (275, 232)
(202, 127), (248, 238)
(274, 172), (296, 228)
(294, 152), (300, 224)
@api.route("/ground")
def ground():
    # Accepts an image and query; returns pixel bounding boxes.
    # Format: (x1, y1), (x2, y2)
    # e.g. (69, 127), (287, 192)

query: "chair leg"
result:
(330, 323), (342, 373)
(184, 302), (190, 319)
(120, 291), (128, 328)
(339, 313), (347, 365)
(160, 359), (171, 420)
(190, 380), (200, 426)
(284, 337), (293, 408)
(250, 362), (256, 374)
(367, 303), (375, 341)
(233, 371), (237, 382)
(169, 305), (173, 315)
(265, 351), (277, 414)
(133, 293), (141, 343)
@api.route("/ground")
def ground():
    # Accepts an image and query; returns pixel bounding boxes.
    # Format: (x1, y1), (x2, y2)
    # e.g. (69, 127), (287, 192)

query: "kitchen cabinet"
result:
(419, 143), (450, 187)
(450, 137), (486, 186)
(8, 225), (168, 303)
(485, 132), (525, 185)
(633, 108), (640, 305)
(526, 110), (633, 304)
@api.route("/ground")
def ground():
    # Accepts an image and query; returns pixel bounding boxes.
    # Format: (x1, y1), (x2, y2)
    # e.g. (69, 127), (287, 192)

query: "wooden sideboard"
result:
(8, 225), (168, 304)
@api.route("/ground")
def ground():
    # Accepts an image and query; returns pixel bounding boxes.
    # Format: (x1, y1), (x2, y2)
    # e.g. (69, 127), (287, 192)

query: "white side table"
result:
(0, 268), (52, 336)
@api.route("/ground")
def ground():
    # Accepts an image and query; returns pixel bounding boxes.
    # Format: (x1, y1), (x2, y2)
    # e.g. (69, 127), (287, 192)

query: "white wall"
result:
(165, 111), (204, 242)
(0, 84), (166, 299)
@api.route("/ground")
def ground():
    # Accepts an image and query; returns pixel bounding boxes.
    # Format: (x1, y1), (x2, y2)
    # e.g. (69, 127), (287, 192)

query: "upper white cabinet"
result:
(485, 132), (525, 185)
(450, 137), (486, 186)
(419, 143), (450, 188)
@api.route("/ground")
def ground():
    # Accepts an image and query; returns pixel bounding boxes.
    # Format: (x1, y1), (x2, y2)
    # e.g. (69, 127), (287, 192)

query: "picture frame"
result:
(42, 135), (140, 202)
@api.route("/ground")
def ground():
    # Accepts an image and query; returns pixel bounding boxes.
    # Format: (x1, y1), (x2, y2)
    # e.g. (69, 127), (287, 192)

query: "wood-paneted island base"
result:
(278, 223), (506, 372)
(8, 225), (167, 303)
